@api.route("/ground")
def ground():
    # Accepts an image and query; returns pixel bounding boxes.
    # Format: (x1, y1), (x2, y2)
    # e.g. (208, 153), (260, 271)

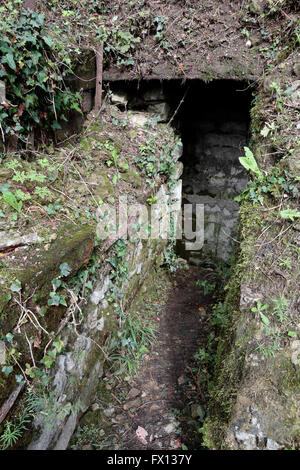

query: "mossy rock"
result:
(0, 223), (95, 331)
(92, 171), (115, 199)
(120, 168), (142, 188)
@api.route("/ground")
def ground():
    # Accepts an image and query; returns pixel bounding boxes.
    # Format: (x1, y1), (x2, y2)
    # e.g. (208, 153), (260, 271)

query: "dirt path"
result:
(106, 266), (215, 451)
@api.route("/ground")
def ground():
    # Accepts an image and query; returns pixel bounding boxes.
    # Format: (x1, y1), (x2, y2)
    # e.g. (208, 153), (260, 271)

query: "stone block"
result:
(293, 62), (300, 78)
(82, 90), (94, 113)
(111, 91), (128, 107)
(219, 121), (248, 134)
(143, 86), (165, 102)
(204, 133), (246, 148)
(128, 112), (150, 127)
(147, 102), (170, 122)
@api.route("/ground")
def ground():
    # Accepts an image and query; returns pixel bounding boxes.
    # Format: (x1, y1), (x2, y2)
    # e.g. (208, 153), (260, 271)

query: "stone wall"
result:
(27, 179), (182, 450)
(181, 118), (249, 262)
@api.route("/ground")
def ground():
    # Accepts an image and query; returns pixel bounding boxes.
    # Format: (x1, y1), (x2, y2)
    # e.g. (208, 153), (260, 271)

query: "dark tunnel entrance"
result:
(107, 79), (253, 264)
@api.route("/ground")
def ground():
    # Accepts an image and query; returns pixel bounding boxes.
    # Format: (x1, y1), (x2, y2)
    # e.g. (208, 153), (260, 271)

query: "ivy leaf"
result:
(51, 278), (62, 289)
(15, 374), (25, 384)
(59, 262), (71, 277)
(2, 53), (16, 71)
(53, 340), (63, 353)
(48, 292), (61, 306)
(5, 333), (14, 344)
(10, 279), (22, 292)
(43, 35), (53, 47)
(51, 120), (62, 130)
(41, 355), (54, 369)
(48, 349), (57, 360)
(2, 365), (13, 377)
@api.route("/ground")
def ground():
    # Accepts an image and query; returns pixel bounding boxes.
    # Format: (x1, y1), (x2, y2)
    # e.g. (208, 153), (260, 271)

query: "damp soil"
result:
(76, 265), (217, 451)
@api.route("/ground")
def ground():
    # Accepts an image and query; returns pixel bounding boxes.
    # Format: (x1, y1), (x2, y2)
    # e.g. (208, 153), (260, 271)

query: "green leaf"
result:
(43, 35), (53, 47)
(53, 340), (63, 353)
(48, 349), (57, 360)
(280, 209), (300, 222)
(51, 278), (61, 289)
(41, 355), (54, 369)
(51, 120), (62, 131)
(59, 262), (71, 277)
(10, 279), (21, 292)
(260, 312), (270, 326)
(48, 292), (61, 306)
(239, 147), (262, 176)
(2, 53), (16, 71)
(15, 374), (24, 384)
(3, 191), (22, 213)
(5, 333), (14, 344)
(2, 366), (13, 377)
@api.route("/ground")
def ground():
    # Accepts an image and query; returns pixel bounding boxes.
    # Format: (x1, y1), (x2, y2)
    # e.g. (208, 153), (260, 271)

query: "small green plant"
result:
(279, 257), (292, 270)
(40, 340), (63, 369)
(196, 280), (216, 296)
(0, 391), (36, 450)
(210, 302), (228, 328)
(272, 295), (289, 323)
(252, 296), (290, 358)
(257, 337), (280, 359)
(147, 195), (157, 205)
(239, 147), (262, 177)
(270, 81), (283, 111)
(47, 262), (71, 307)
(2, 190), (22, 213)
(251, 300), (270, 326)
(236, 167), (298, 205)
(0, 408), (32, 450)
(280, 209), (300, 221)
(109, 314), (156, 376)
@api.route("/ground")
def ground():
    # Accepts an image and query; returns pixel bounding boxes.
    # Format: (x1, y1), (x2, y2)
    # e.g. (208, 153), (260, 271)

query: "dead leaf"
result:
(1, 101), (10, 109)
(174, 439), (182, 448)
(33, 331), (42, 349)
(15, 102), (25, 117)
(136, 426), (148, 445)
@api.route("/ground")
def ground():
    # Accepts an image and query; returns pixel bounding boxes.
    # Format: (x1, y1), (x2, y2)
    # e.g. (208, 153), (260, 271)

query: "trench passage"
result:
(104, 267), (216, 450)
(73, 80), (251, 450)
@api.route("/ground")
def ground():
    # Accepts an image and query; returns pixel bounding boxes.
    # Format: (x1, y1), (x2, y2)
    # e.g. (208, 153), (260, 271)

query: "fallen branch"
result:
(0, 383), (24, 425)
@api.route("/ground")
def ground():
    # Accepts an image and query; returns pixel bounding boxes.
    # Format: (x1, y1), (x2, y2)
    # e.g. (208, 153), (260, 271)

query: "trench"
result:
(71, 80), (252, 450)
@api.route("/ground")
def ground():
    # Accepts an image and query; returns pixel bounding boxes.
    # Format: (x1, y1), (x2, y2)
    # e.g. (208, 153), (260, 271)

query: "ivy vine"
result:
(0, 4), (81, 148)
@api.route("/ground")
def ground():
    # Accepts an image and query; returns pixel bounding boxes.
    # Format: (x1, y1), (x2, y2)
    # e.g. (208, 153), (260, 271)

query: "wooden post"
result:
(94, 44), (103, 111)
